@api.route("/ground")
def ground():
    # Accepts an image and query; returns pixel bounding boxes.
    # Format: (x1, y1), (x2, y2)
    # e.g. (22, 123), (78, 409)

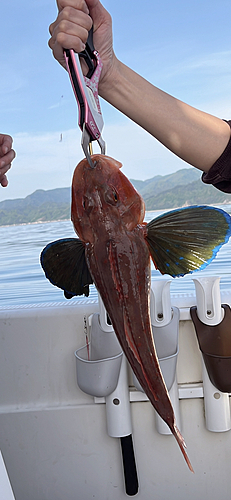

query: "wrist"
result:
(98, 55), (123, 101)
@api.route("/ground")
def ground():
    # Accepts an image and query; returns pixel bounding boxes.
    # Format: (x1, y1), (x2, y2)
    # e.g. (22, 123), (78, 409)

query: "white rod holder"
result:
(98, 293), (114, 332)
(192, 276), (223, 325)
(155, 375), (181, 434)
(150, 279), (172, 327)
(202, 360), (231, 432)
(106, 355), (132, 438)
(150, 280), (181, 435)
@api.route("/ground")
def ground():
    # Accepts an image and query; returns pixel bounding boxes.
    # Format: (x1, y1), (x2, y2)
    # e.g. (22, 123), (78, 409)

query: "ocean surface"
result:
(1, 206), (231, 308)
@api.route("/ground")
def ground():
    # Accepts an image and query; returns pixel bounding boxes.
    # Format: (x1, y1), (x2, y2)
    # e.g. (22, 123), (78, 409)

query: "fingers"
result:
(0, 148), (16, 168)
(49, 6), (92, 37)
(0, 161), (12, 188)
(50, 10), (92, 50)
(56, 0), (89, 15)
(0, 134), (16, 187)
(48, 4), (92, 67)
(0, 133), (13, 154)
(48, 0), (114, 89)
(0, 173), (9, 188)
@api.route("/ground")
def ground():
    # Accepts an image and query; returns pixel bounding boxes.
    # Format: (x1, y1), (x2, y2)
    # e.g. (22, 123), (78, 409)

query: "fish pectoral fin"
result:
(146, 206), (231, 277)
(40, 238), (93, 297)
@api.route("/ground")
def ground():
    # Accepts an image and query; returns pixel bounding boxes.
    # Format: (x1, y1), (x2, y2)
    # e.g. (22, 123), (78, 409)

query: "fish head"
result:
(71, 154), (145, 242)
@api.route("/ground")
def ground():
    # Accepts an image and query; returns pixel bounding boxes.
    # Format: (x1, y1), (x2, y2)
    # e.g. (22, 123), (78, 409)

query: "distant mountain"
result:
(0, 168), (230, 226)
(130, 168), (231, 209)
(0, 188), (71, 226)
(131, 168), (201, 199)
(144, 179), (231, 210)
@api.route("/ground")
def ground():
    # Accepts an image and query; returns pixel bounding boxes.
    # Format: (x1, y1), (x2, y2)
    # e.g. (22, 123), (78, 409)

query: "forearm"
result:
(100, 59), (231, 172)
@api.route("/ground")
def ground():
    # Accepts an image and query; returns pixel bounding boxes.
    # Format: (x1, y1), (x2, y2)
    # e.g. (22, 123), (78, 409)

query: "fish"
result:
(41, 154), (231, 472)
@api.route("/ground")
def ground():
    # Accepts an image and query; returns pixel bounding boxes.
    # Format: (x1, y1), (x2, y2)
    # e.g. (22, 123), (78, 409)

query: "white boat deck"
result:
(0, 290), (231, 499)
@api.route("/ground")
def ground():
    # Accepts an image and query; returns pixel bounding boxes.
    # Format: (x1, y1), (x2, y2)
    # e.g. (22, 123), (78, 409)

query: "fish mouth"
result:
(86, 158), (98, 169)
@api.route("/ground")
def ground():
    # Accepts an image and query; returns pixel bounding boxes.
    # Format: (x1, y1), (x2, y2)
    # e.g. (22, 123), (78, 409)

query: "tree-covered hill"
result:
(0, 169), (230, 226)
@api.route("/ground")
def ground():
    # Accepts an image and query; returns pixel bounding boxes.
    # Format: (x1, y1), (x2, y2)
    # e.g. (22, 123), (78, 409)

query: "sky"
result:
(1, 0), (231, 201)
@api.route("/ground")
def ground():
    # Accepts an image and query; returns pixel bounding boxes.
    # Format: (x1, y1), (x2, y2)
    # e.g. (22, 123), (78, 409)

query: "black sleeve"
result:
(202, 120), (231, 193)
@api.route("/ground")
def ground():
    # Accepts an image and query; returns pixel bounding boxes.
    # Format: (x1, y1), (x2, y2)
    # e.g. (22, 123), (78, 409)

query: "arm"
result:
(48, 0), (231, 173)
(0, 134), (16, 187)
(101, 60), (230, 172)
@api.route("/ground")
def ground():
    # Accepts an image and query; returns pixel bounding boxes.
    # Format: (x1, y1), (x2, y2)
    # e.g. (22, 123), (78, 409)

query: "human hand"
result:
(0, 134), (16, 187)
(48, 0), (115, 94)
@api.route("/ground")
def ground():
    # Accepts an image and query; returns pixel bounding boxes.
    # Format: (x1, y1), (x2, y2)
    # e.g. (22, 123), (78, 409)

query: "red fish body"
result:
(71, 154), (192, 470)
(41, 154), (231, 472)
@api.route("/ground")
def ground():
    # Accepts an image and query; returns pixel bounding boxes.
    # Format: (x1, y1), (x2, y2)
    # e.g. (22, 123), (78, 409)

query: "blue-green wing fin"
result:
(40, 238), (93, 297)
(146, 206), (231, 277)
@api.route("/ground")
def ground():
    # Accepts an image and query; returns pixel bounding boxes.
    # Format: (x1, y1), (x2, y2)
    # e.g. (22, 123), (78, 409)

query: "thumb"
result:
(85, 0), (109, 28)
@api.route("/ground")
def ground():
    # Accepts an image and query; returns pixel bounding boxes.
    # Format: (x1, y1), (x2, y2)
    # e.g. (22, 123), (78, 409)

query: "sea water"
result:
(0, 206), (231, 308)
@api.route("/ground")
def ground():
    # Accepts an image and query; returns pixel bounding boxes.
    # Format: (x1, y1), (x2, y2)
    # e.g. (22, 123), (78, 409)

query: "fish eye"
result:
(82, 195), (94, 214)
(104, 187), (119, 206)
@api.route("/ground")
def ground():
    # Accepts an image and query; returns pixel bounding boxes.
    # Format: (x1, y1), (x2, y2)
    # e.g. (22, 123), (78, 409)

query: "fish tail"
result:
(171, 424), (194, 473)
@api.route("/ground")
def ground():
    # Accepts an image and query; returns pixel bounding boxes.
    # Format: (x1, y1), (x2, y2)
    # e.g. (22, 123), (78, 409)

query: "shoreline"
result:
(0, 201), (231, 229)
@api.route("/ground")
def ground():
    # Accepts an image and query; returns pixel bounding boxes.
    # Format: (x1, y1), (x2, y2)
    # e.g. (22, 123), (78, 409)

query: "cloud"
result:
(0, 67), (26, 98)
(182, 50), (231, 72)
(159, 50), (231, 80)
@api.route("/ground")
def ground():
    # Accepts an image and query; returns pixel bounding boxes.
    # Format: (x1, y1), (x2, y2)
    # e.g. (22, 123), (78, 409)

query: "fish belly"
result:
(85, 227), (175, 428)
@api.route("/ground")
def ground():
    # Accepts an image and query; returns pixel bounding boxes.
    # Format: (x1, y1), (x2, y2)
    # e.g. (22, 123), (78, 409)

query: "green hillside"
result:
(144, 179), (231, 210)
(131, 168), (201, 198)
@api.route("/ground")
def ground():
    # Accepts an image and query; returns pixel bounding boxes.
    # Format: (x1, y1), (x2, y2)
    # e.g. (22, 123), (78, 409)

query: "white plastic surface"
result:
(155, 375), (182, 434)
(0, 452), (15, 500)
(192, 276), (223, 325)
(202, 360), (231, 432)
(77, 303), (132, 437)
(150, 281), (181, 435)
(2, 298), (231, 498)
(106, 355), (132, 438)
(150, 279), (172, 327)
(98, 293), (114, 332)
(75, 312), (123, 397)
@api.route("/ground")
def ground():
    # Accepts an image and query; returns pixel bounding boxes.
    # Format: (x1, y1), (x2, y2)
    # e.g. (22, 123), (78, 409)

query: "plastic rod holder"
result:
(106, 355), (132, 438)
(75, 297), (139, 496)
(150, 279), (172, 327)
(191, 276), (231, 432)
(155, 374), (181, 434)
(202, 359), (231, 432)
(98, 293), (114, 332)
(106, 355), (139, 496)
(192, 277), (223, 325)
(152, 306), (181, 434)
(75, 312), (122, 398)
(133, 306), (181, 434)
